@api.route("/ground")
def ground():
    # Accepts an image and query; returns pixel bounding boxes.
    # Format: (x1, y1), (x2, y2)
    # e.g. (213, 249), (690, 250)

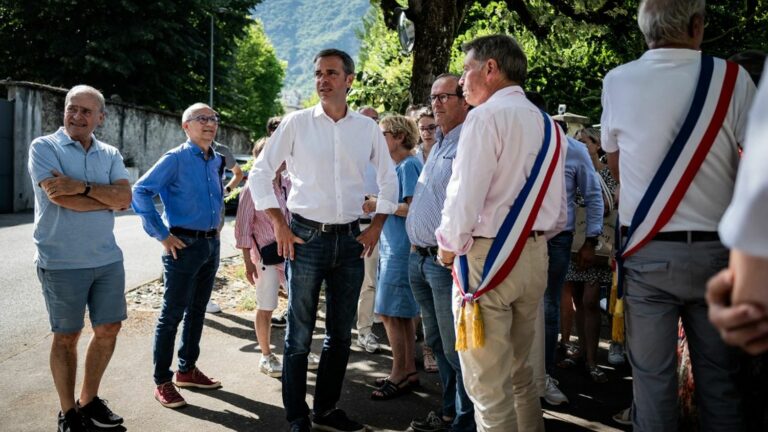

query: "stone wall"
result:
(2, 81), (252, 212)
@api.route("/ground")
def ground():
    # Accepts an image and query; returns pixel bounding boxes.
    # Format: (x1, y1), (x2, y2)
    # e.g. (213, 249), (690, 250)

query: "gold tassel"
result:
(455, 303), (468, 351)
(612, 298), (625, 343)
(471, 300), (485, 348)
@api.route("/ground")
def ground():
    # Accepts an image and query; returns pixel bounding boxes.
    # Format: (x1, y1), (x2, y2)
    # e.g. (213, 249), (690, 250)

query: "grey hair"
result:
(462, 34), (527, 85)
(181, 103), (216, 124)
(637, 0), (706, 46)
(65, 85), (105, 113)
(314, 48), (355, 75)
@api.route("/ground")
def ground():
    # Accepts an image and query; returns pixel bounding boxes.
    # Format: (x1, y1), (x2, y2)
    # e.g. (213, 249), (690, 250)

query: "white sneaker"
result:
(206, 300), (222, 314)
(307, 352), (320, 371)
(608, 342), (626, 365)
(356, 332), (380, 353)
(612, 407), (632, 425)
(259, 353), (282, 378)
(543, 375), (569, 405)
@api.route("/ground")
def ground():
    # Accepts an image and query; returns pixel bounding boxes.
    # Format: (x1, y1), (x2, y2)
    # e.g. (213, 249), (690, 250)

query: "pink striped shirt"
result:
(234, 176), (291, 282)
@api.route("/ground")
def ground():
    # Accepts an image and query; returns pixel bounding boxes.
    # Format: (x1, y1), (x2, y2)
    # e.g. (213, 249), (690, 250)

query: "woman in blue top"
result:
(365, 114), (423, 400)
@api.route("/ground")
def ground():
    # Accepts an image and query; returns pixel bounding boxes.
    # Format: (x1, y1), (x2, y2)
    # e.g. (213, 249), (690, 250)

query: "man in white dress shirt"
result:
(248, 48), (398, 432)
(436, 35), (566, 432)
(600, 1), (755, 430)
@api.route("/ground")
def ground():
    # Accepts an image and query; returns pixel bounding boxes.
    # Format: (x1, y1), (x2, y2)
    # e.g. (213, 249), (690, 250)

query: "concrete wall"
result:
(2, 81), (252, 212)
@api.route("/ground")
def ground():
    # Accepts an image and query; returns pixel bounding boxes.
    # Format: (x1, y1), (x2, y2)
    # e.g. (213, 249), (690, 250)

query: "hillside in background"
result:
(253, 0), (370, 105)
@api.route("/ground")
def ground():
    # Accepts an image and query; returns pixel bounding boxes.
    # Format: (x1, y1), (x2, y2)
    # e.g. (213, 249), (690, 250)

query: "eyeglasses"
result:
(190, 115), (220, 124)
(429, 93), (460, 104)
(419, 124), (437, 133)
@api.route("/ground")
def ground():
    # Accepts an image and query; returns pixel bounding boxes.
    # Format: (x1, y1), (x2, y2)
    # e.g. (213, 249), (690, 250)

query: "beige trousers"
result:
(456, 237), (547, 432)
(356, 240), (379, 335)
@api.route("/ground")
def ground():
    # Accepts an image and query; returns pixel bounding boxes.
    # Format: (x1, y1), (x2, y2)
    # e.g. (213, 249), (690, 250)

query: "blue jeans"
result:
(283, 218), (364, 423)
(153, 235), (220, 385)
(409, 252), (476, 432)
(544, 231), (573, 375)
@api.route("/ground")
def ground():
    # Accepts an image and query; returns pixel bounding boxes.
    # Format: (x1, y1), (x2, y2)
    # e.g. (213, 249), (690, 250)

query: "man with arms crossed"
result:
(249, 49), (398, 432)
(436, 35), (566, 432)
(132, 103), (225, 408)
(28, 85), (131, 431)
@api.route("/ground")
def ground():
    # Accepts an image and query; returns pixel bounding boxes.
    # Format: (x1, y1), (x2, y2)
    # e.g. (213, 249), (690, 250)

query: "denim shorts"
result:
(37, 260), (127, 333)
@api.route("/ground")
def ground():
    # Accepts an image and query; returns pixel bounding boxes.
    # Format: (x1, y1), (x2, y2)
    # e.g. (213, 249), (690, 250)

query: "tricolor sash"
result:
(453, 110), (563, 351)
(615, 55), (739, 298)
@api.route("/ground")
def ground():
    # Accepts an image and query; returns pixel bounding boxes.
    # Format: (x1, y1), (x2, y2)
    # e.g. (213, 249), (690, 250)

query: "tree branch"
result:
(378, 0), (401, 30)
(544, 0), (619, 26)
(498, 0), (550, 39)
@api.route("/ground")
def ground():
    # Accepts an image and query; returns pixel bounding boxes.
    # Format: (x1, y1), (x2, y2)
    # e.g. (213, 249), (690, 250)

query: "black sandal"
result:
(371, 377), (411, 400)
(373, 371), (419, 388)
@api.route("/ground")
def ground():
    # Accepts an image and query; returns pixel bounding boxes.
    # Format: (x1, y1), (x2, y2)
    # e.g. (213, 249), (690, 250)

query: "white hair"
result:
(65, 85), (105, 113)
(637, 0), (705, 47)
(181, 103), (216, 124)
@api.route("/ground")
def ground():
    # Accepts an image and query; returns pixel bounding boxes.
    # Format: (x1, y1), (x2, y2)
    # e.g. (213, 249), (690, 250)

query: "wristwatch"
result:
(584, 236), (599, 248)
(81, 181), (91, 196)
(436, 254), (454, 268)
(225, 186), (232, 193)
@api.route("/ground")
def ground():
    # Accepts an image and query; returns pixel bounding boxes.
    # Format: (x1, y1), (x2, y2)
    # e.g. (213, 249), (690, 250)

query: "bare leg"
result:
(80, 322), (121, 405)
(582, 281), (602, 368)
(403, 318), (417, 376)
(573, 282), (586, 354)
(51, 331), (81, 412)
(560, 282), (575, 346)
(255, 309), (273, 356)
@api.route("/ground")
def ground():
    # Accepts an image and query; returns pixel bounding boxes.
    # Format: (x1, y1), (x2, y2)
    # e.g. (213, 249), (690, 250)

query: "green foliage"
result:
(0, 0), (285, 133)
(253, 0), (371, 104)
(347, 5), (412, 113)
(218, 20), (285, 135)
(360, 0), (767, 122)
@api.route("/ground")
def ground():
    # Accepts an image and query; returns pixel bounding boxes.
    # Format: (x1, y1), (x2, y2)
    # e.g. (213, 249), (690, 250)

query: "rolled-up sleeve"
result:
(370, 131), (398, 214)
(574, 148), (604, 238)
(249, 124), (293, 211)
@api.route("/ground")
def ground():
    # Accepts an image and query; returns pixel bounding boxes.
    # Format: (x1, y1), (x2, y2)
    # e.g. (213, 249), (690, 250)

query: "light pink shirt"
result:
(436, 86), (567, 254)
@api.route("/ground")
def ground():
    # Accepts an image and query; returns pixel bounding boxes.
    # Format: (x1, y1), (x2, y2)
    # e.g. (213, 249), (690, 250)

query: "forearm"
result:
(731, 249), (768, 308)
(87, 183), (132, 208)
(50, 194), (112, 212)
(393, 202), (409, 218)
(266, 208), (288, 230)
(225, 169), (244, 192)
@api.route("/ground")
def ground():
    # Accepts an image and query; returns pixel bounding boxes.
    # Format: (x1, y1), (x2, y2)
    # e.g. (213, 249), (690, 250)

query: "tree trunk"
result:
(407, 0), (467, 105)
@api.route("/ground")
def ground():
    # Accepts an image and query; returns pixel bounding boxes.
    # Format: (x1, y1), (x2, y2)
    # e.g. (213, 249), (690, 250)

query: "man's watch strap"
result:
(81, 181), (91, 196)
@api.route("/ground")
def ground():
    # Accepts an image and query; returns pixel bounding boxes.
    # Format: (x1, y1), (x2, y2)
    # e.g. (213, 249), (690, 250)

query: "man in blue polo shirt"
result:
(28, 84), (132, 432)
(132, 102), (225, 409)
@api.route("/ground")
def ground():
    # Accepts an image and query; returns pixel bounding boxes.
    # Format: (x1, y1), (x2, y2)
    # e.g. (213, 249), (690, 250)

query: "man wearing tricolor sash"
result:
(435, 34), (567, 432)
(600, 1), (756, 431)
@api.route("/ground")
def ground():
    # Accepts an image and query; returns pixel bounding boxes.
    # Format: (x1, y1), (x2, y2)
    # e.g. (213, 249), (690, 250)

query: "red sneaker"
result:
(175, 367), (222, 389)
(154, 382), (187, 408)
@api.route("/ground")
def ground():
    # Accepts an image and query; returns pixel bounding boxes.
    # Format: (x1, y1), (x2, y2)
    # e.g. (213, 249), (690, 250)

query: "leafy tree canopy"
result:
(0, 0), (284, 132)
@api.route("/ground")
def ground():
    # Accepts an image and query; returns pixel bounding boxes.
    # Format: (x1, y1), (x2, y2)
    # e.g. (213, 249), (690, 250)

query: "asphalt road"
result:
(0, 210), (238, 361)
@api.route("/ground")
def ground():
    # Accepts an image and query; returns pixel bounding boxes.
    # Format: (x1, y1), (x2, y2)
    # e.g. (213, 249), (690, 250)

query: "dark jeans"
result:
(153, 235), (220, 385)
(544, 231), (573, 375)
(283, 218), (364, 423)
(409, 252), (476, 432)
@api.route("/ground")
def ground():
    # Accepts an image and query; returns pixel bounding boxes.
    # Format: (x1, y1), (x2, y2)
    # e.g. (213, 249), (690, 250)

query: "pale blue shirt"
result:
(28, 128), (129, 269)
(564, 137), (603, 237)
(406, 124), (462, 247)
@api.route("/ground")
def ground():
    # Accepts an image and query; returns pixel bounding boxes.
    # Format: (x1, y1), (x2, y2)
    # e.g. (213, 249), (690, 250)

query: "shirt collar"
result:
(183, 140), (216, 159)
(485, 85), (526, 105)
(641, 48), (701, 61)
(312, 103), (352, 123)
(437, 122), (464, 144)
(55, 127), (104, 153)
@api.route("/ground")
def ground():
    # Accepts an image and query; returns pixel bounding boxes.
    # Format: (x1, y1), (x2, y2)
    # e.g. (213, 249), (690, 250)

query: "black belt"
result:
(620, 227), (719, 243)
(359, 218), (372, 225)
(414, 245), (439, 256)
(293, 214), (360, 234)
(170, 227), (219, 239)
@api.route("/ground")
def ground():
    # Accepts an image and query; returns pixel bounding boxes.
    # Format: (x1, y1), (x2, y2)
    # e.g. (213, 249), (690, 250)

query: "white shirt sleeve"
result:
(370, 129), (398, 214)
(249, 121), (294, 211)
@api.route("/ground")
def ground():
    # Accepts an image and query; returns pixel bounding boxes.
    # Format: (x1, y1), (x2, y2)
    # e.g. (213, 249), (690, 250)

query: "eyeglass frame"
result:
(189, 115), (221, 125)
(418, 124), (437, 133)
(428, 93), (461, 104)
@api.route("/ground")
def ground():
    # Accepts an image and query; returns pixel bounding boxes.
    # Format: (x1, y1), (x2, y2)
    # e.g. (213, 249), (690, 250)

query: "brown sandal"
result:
(373, 371), (419, 388)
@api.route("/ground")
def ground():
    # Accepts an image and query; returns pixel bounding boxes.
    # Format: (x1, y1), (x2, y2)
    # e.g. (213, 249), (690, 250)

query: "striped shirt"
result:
(234, 176), (291, 282)
(405, 124), (462, 247)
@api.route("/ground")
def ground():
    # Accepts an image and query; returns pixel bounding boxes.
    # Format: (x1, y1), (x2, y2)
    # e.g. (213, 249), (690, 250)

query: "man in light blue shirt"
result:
(28, 85), (132, 432)
(405, 74), (476, 432)
(132, 103), (225, 409)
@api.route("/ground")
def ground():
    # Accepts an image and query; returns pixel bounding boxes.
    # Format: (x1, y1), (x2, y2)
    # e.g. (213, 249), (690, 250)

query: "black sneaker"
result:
(290, 416), (311, 432)
(410, 411), (450, 432)
(58, 409), (88, 432)
(271, 312), (287, 328)
(78, 396), (124, 428)
(312, 408), (365, 432)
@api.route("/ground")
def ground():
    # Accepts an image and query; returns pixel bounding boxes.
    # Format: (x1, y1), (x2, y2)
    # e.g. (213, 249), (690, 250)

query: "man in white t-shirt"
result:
(600, 1), (755, 430)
